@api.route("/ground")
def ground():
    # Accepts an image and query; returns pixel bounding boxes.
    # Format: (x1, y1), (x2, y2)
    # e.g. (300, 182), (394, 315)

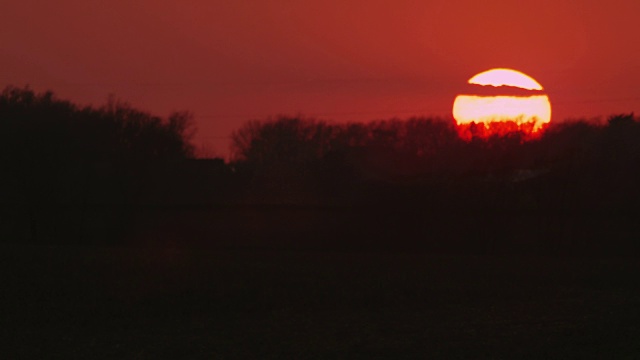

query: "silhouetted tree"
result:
(231, 116), (337, 165)
(607, 112), (635, 128)
(0, 86), (197, 243)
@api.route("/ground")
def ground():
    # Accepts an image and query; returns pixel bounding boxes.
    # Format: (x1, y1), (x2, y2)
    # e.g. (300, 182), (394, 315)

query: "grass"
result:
(3, 243), (640, 359)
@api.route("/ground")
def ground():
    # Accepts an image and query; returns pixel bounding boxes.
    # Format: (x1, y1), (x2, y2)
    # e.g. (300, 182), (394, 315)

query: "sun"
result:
(453, 68), (551, 139)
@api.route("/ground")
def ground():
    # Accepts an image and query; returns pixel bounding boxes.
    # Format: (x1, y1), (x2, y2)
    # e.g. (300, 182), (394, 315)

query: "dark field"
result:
(3, 243), (640, 359)
(6, 74), (640, 359)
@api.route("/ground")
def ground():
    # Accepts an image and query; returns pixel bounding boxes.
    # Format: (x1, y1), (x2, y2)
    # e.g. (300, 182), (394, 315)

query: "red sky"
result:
(2, 0), (639, 157)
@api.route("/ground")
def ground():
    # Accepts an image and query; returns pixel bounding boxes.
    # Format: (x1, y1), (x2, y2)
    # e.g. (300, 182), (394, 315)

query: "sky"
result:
(2, 0), (640, 157)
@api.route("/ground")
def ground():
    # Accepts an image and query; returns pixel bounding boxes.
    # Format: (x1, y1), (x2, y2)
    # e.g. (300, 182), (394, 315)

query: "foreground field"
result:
(3, 244), (640, 359)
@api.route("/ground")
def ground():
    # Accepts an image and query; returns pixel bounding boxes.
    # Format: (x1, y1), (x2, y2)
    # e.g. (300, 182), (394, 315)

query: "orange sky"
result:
(2, 0), (639, 157)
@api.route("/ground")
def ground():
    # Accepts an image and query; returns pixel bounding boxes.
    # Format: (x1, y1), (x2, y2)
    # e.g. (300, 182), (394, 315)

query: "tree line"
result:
(2, 85), (639, 254)
(227, 113), (640, 254)
(229, 113), (639, 203)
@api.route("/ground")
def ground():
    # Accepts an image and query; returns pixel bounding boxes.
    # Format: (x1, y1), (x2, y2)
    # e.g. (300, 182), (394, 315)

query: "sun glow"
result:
(453, 68), (551, 139)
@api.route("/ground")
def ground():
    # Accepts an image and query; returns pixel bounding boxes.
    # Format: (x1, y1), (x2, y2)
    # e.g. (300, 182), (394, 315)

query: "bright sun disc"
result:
(453, 68), (551, 139)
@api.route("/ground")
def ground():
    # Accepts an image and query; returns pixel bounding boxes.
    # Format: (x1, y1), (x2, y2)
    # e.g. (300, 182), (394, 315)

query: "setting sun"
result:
(453, 68), (551, 139)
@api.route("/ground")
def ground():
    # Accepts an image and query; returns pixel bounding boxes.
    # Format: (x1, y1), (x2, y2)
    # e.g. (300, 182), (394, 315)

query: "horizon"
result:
(0, 83), (627, 160)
